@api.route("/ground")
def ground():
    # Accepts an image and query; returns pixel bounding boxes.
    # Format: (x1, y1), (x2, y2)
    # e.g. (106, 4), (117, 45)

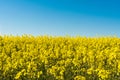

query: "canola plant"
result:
(0, 35), (120, 80)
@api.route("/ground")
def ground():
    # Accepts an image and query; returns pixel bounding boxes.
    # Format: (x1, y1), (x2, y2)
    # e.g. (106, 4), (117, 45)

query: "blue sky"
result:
(0, 0), (120, 36)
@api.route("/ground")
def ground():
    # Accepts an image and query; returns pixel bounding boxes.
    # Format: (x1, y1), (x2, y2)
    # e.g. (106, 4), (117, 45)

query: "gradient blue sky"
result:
(0, 0), (120, 36)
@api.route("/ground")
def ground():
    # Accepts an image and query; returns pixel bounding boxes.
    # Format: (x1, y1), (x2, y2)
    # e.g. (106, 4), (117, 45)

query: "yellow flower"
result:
(74, 75), (86, 80)
(15, 72), (22, 79)
(37, 71), (43, 78)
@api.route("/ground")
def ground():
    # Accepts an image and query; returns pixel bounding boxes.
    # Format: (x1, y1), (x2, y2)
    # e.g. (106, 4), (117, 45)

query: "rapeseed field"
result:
(0, 35), (120, 80)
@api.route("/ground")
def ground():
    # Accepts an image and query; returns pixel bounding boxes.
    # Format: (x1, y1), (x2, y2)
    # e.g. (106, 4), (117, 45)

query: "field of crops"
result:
(0, 35), (120, 80)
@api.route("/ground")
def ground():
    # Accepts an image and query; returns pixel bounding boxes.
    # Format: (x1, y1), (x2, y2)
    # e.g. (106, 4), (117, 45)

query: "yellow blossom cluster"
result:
(0, 35), (120, 80)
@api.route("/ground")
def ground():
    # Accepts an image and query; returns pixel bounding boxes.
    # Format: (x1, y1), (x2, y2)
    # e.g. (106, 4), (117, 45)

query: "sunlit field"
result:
(0, 35), (120, 80)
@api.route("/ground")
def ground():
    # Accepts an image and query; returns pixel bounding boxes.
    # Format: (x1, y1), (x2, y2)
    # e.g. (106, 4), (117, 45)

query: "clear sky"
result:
(0, 0), (120, 37)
